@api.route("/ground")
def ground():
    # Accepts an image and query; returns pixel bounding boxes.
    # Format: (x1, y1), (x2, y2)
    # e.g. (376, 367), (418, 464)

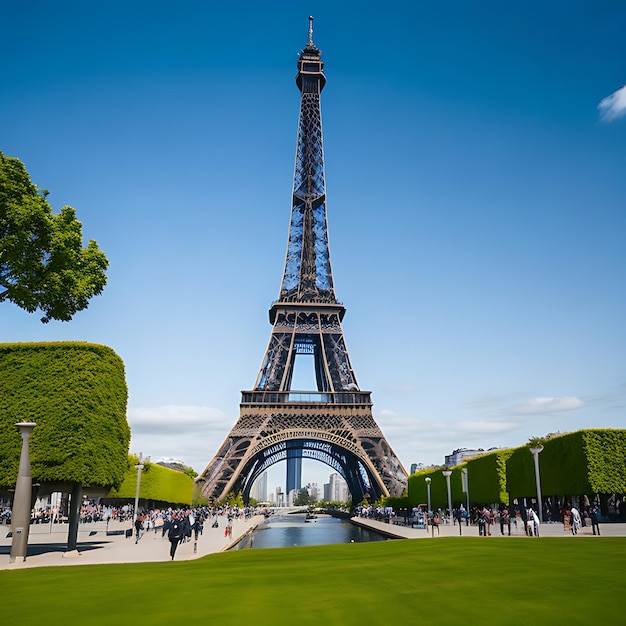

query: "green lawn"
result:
(3, 538), (625, 624)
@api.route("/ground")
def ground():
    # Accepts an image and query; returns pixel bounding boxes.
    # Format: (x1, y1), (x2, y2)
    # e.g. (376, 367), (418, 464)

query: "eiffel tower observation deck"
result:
(198, 18), (407, 504)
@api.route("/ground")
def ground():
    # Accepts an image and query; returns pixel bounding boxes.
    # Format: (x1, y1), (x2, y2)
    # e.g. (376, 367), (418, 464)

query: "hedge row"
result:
(107, 456), (193, 506)
(405, 429), (626, 509)
(0, 342), (130, 489)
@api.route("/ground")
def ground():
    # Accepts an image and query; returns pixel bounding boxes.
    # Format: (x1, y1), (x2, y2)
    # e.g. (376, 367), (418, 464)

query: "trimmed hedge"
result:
(404, 429), (626, 509)
(406, 449), (512, 509)
(107, 456), (193, 506)
(462, 448), (513, 505)
(507, 429), (626, 499)
(0, 341), (129, 489)
(407, 469), (448, 510)
(583, 429), (626, 493)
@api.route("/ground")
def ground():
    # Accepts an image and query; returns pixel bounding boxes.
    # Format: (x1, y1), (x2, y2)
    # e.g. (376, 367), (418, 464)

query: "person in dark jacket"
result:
(181, 512), (192, 543)
(193, 515), (204, 540)
(134, 514), (144, 543)
(168, 514), (183, 560)
(591, 504), (601, 536)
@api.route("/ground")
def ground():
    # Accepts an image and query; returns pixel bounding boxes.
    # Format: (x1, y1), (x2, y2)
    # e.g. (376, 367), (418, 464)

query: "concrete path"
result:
(351, 516), (626, 539)
(0, 515), (264, 570)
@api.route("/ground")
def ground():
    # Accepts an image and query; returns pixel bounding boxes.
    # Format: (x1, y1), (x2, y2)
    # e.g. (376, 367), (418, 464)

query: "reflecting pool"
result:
(232, 513), (393, 550)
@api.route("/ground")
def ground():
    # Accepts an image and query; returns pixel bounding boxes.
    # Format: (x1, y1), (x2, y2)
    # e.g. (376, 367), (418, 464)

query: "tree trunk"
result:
(66, 482), (82, 551)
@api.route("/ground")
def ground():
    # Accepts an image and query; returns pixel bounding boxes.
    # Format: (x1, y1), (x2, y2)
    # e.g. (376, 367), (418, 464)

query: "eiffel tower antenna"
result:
(198, 20), (407, 505)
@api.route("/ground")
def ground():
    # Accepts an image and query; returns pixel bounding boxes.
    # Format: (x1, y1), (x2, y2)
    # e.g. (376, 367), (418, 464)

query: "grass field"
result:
(2, 537), (624, 624)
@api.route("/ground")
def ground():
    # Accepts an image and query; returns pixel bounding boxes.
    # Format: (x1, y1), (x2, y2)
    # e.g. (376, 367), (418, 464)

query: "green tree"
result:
(0, 152), (108, 323)
(293, 489), (313, 506)
(0, 342), (130, 550)
(183, 465), (198, 479)
(225, 491), (244, 508)
(528, 436), (547, 448)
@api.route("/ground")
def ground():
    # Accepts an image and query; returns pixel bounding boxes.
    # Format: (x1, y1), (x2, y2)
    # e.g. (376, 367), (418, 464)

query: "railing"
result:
(240, 390), (372, 405)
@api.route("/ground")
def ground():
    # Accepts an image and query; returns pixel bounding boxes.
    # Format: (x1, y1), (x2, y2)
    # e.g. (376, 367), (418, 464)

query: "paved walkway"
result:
(2, 515), (624, 570)
(0, 515), (264, 570)
(351, 516), (626, 539)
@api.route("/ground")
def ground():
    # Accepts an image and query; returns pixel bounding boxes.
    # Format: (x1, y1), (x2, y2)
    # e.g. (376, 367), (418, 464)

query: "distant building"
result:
(323, 482), (331, 501)
(306, 482), (321, 501)
(270, 487), (285, 507)
(250, 471), (268, 502)
(445, 448), (499, 467)
(287, 488), (298, 506)
(326, 473), (350, 502)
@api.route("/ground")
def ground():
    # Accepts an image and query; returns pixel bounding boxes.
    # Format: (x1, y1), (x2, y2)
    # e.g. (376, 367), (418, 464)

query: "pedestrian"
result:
(161, 515), (172, 538)
(431, 512), (440, 535)
(500, 507), (511, 536)
(194, 515), (204, 540)
(477, 510), (487, 536)
(459, 503), (469, 526)
(484, 507), (493, 536)
(570, 505), (582, 535)
(134, 514), (144, 543)
(181, 511), (192, 543)
(168, 513), (183, 560)
(527, 508), (540, 536)
(591, 504), (601, 536)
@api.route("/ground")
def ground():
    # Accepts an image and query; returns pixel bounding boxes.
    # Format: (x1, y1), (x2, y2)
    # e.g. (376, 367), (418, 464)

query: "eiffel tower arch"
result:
(198, 18), (407, 504)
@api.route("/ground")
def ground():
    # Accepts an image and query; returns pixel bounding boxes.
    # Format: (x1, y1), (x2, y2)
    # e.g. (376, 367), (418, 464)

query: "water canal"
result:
(231, 513), (393, 550)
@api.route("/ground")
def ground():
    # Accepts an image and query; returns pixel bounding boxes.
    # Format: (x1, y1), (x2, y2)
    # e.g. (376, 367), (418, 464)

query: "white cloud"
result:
(127, 405), (233, 472)
(598, 84), (626, 121)
(373, 407), (523, 471)
(128, 405), (230, 434)
(511, 396), (585, 415)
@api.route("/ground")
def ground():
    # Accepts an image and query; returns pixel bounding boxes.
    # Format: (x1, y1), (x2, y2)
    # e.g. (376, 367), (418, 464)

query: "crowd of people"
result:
(0, 494), (607, 548)
(0, 499), (268, 560)
(355, 499), (605, 538)
(128, 504), (261, 559)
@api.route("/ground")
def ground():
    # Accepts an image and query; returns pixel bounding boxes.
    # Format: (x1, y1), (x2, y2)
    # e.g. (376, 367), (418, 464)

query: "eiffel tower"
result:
(198, 18), (407, 504)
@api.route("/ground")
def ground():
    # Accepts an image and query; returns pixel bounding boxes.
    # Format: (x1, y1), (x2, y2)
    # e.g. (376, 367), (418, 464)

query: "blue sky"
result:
(2, 2), (625, 493)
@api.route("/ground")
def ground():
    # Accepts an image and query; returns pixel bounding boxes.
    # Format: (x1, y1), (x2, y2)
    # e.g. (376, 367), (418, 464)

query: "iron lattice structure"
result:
(198, 19), (407, 504)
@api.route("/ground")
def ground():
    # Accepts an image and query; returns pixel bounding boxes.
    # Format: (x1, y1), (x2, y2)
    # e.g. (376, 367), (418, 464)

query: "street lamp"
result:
(529, 446), (544, 523)
(442, 470), (452, 525)
(461, 467), (470, 512)
(424, 477), (432, 514)
(9, 422), (37, 564)
(133, 453), (149, 525)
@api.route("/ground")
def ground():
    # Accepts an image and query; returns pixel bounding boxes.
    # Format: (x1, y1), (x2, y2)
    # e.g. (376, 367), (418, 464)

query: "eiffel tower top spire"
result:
(299, 15), (321, 59)
(276, 17), (335, 310)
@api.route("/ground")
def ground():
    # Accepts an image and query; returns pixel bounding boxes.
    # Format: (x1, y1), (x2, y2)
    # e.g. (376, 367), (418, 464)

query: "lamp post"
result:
(424, 477), (432, 514)
(442, 470), (452, 525)
(529, 446), (544, 523)
(461, 467), (470, 512)
(133, 453), (147, 525)
(9, 422), (37, 564)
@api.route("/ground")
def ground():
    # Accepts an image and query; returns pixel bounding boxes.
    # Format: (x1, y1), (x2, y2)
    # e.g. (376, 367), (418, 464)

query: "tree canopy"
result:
(293, 488), (315, 506)
(0, 152), (108, 323)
